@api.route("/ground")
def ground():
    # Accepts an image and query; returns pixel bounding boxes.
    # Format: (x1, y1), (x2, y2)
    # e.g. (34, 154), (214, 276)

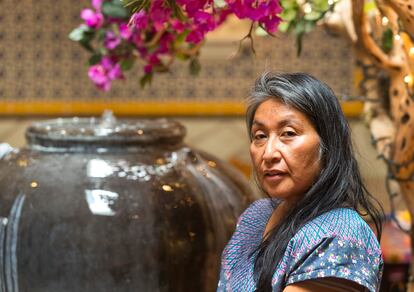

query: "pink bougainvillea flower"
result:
(91, 0), (104, 11)
(88, 57), (123, 91)
(104, 31), (121, 50)
(171, 19), (187, 33)
(178, 0), (212, 17)
(119, 23), (132, 40)
(148, 54), (161, 65)
(226, 0), (282, 32)
(186, 29), (204, 44)
(129, 11), (148, 30)
(149, 0), (172, 31)
(157, 32), (174, 53)
(186, 11), (218, 44)
(81, 8), (104, 28)
(88, 65), (112, 91)
(260, 15), (281, 32)
(144, 64), (153, 74)
(75, 0), (283, 90)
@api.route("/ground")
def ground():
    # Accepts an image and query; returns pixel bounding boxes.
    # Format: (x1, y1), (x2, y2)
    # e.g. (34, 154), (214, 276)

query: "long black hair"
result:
(246, 72), (384, 292)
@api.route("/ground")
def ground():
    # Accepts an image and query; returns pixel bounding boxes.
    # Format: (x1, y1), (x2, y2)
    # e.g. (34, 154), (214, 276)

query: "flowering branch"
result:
(69, 0), (283, 91)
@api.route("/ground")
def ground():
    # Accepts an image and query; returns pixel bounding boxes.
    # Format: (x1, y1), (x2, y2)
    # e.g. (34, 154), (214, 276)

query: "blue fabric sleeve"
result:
(285, 236), (383, 292)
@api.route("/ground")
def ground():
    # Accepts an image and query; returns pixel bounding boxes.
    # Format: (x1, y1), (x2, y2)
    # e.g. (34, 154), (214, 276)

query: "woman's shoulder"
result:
(284, 209), (383, 292)
(291, 208), (381, 255)
(233, 198), (275, 232)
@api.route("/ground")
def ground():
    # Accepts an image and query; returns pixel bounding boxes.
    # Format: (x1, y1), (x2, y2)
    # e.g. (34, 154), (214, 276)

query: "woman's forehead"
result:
(253, 99), (309, 124)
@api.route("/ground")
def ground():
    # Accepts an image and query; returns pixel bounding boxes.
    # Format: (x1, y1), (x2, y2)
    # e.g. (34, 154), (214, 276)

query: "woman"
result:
(217, 72), (383, 292)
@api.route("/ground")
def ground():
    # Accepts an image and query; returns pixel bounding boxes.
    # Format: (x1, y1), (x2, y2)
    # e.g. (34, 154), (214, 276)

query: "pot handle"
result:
(0, 143), (13, 159)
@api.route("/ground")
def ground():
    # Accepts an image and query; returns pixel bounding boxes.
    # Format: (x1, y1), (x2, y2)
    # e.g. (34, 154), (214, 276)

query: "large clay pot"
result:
(0, 115), (257, 292)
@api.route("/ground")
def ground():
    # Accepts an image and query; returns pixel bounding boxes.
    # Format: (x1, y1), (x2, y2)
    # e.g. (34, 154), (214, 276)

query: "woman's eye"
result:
(253, 133), (266, 140)
(282, 130), (296, 137)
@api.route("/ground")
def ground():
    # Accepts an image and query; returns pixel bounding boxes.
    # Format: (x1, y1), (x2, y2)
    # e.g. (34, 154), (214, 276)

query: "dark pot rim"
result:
(25, 117), (186, 150)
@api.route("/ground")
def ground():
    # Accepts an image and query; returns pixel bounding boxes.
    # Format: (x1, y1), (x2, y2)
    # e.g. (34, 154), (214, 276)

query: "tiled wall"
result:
(0, 0), (354, 109)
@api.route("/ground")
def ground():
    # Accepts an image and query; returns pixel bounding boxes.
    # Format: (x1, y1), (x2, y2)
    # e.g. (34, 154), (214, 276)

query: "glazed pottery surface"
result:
(0, 115), (257, 292)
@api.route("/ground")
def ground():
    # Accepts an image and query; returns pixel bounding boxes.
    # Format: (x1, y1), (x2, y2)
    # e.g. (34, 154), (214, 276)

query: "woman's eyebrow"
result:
(252, 117), (302, 128)
(251, 120), (265, 127)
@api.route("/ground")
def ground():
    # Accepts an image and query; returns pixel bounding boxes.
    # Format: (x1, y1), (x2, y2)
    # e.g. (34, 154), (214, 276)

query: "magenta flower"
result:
(186, 30), (204, 44)
(88, 57), (124, 91)
(73, 0), (284, 91)
(178, 0), (212, 17)
(119, 23), (132, 40)
(91, 0), (104, 11)
(149, 0), (172, 31)
(81, 8), (104, 28)
(144, 64), (153, 74)
(129, 11), (148, 30)
(157, 33), (174, 53)
(226, 0), (282, 32)
(104, 31), (121, 50)
(186, 11), (217, 44)
(171, 19), (187, 33)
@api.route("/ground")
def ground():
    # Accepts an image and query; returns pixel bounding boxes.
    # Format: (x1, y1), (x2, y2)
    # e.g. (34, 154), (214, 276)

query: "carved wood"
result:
(351, 0), (414, 289)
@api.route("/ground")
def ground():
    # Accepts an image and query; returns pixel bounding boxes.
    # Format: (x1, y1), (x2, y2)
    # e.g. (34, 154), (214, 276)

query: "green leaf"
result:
(140, 72), (153, 88)
(189, 58), (201, 76)
(120, 58), (135, 71)
(88, 54), (102, 65)
(382, 28), (393, 53)
(304, 11), (322, 21)
(96, 29), (107, 41)
(295, 20), (305, 36)
(304, 21), (316, 33)
(278, 21), (290, 33)
(313, 0), (330, 11)
(255, 26), (268, 36)
(70, 25), (96, 52)
(102, 1), (129, 18)
(68, 25), (92, 42)
(79, 39), (94, 52)
(214, 0), (227, 8)
(280, 0), (298, 10)
(98, 47), (108, 55)
(280, 8), (297, 21)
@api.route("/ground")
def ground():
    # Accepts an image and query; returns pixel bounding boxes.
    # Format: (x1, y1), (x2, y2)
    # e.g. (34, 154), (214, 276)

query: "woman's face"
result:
(250, 99), (322, 203)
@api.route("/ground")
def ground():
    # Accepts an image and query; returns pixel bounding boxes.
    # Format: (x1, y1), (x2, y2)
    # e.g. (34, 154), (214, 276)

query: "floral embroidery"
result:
(217, 199), (383, 292)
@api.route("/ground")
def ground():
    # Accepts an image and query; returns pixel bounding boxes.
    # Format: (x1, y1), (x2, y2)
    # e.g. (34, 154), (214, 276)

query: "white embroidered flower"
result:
(317, 271), (325, 277)
(341, 267), (351, 276)
(328, 253), (336, 263)
(305, 265), (314, 273)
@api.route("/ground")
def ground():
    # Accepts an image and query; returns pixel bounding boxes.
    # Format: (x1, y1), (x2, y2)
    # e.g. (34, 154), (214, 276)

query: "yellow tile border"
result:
(0, 100), (364, 117)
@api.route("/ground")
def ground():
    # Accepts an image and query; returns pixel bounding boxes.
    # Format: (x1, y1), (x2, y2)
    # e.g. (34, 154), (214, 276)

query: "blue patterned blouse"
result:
(217, 199), (383, 292)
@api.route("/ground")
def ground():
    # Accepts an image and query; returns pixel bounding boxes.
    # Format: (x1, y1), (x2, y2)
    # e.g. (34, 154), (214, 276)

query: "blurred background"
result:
(0, 0), (389, 208)
(1, 0), (411, 290)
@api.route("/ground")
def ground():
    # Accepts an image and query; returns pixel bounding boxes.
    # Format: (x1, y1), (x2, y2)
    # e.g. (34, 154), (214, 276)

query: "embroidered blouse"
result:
(217, 199), (383, 292)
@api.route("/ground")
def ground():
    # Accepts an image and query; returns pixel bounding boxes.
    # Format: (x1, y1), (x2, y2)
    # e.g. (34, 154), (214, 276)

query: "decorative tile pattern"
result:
(0, 0), (354, 106)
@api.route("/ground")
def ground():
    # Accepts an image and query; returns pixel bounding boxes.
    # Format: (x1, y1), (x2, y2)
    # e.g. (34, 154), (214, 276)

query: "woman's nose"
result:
(262, 136), (282, 162)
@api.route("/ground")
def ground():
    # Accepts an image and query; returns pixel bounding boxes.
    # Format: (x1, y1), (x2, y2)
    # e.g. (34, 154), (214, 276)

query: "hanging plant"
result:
(69, 0), (283, 91)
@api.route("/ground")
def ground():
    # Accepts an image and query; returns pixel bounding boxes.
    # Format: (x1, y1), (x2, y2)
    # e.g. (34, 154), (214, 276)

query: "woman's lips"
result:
(263, 171), (286, 183)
